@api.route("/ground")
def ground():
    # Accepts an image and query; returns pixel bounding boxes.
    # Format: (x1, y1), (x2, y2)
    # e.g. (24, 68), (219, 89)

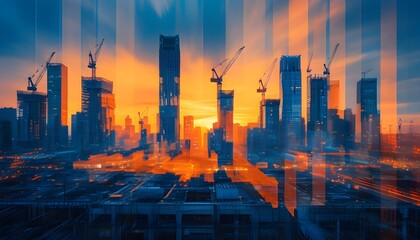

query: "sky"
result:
(1, 0), (419, 133)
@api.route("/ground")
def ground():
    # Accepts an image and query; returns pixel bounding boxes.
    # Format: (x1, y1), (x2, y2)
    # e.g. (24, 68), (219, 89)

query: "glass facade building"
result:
(47, 63), (68, 148)
(280, 55), (303, 147)
(81, 77), (115, 151)
(159, 34), (180, 151)
(307, 76), (328, 149)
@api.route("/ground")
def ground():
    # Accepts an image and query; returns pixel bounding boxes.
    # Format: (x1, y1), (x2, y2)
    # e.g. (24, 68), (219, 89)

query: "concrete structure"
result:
(16, 91), (47, 148)
(47, 63), (68, 148)
(159, 34), (180, 154)
(280, 55), (303, 147)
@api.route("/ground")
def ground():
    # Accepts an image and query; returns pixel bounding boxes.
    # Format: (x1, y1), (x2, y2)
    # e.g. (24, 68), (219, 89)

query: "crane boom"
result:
(324, 43), (340, 74)
(27, 51), (55, 92)
(307, 53), (313, 74)
(263, 58), (278, 88)
(220, 46), (245, 78)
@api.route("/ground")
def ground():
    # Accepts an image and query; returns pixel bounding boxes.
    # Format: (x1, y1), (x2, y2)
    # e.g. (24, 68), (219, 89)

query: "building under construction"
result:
(81, 77), (115, 152)
(17, 90), (47, 148)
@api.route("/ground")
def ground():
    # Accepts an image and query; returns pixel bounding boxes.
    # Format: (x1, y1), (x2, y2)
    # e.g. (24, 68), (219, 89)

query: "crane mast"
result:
(27, 52), (55, 92)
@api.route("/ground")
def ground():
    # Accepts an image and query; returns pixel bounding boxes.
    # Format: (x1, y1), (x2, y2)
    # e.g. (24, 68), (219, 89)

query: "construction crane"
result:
(306, 52), (313, 77)
(88, 38), (105, 79)
(27, 52), (55, 92)
(210, 46), (245, 94)
(361, 68), (372, 79)
(323, 43), (340, 89)
(257, 58), (278, 128)
(137, 107), (149, 132)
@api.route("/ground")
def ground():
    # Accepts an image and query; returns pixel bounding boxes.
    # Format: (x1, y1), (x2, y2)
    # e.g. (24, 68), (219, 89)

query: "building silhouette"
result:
(357, 78), (380, 151)
(265, 99), (281, 150)
(184, 115), (194, 150)
(16, 91), (47, 148)
(0, 108), (17, 152)
(280, 55), (303, 147)
(81, 77), (115, 152)
(47, 63), (68, 148)
(158, 34), (180, 154)
(218, 90), (234, 166)
(307, 76), (328, 150)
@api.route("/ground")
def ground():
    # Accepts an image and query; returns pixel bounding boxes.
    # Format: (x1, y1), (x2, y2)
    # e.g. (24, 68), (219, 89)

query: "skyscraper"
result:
(307, 76), (328, 149)
(82, 77), (115, 151)
(218, 90), (234, 166)
(357, 78), (380, 151)
(47, 63), (68, 148)
(17, 91), (47, 148)
(280, 55), (303, 147)
(159, 34), (180, 153)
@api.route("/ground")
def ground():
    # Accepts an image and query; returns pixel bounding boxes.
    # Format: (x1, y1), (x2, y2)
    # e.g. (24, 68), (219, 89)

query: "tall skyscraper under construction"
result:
(158, 34), (180, 153)
(280, 55), (303, 147)
(17, 91), (47, 148)
(81, 77), (115, 152)
(47, 63), (68, 148)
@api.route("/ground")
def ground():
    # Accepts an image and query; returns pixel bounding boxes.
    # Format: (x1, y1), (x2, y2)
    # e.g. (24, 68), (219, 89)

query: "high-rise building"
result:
(307, 76), (328, 149)
(17, 91), (47, 148)
(0, 108), (17, 152)
(265, 99), (280, 134)
(280, 55), (303, 147)
(82, 77), (115, 151)
(218, 90), (234, 166)
(357, 78), (380, 151)
(159, 34), (180, 152)
(47, 63), (68, 148)
(70, 112), (88, 152)
(265, 99), (282, 151)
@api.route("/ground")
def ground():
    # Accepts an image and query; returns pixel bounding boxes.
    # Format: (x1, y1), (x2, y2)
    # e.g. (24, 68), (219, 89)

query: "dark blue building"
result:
(280, 56), (303, 147)
(159, 35), (180, 153)
(308, 76), (328, 150)
(357, 78), (380, 151)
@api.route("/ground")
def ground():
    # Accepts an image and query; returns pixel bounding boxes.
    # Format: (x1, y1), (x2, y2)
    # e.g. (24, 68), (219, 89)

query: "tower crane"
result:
(138, 107), (149, 132)
(210, 46), (245, 94)
(323, 43), (340, 89)
(361, 68), (372, 79)
(306, 52), (313, 78)
(88, 38), (104, 79)
(27, 52), (55, 92)
(257, 58), (278, 128)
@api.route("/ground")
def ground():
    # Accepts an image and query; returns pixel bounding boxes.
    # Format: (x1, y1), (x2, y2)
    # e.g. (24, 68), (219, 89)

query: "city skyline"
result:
(1, 0), (419, 132)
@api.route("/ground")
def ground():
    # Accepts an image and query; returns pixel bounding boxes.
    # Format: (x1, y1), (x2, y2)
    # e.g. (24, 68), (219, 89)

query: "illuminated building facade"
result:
(159, 34), (180, 153)
(280, 55), (303, 147)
